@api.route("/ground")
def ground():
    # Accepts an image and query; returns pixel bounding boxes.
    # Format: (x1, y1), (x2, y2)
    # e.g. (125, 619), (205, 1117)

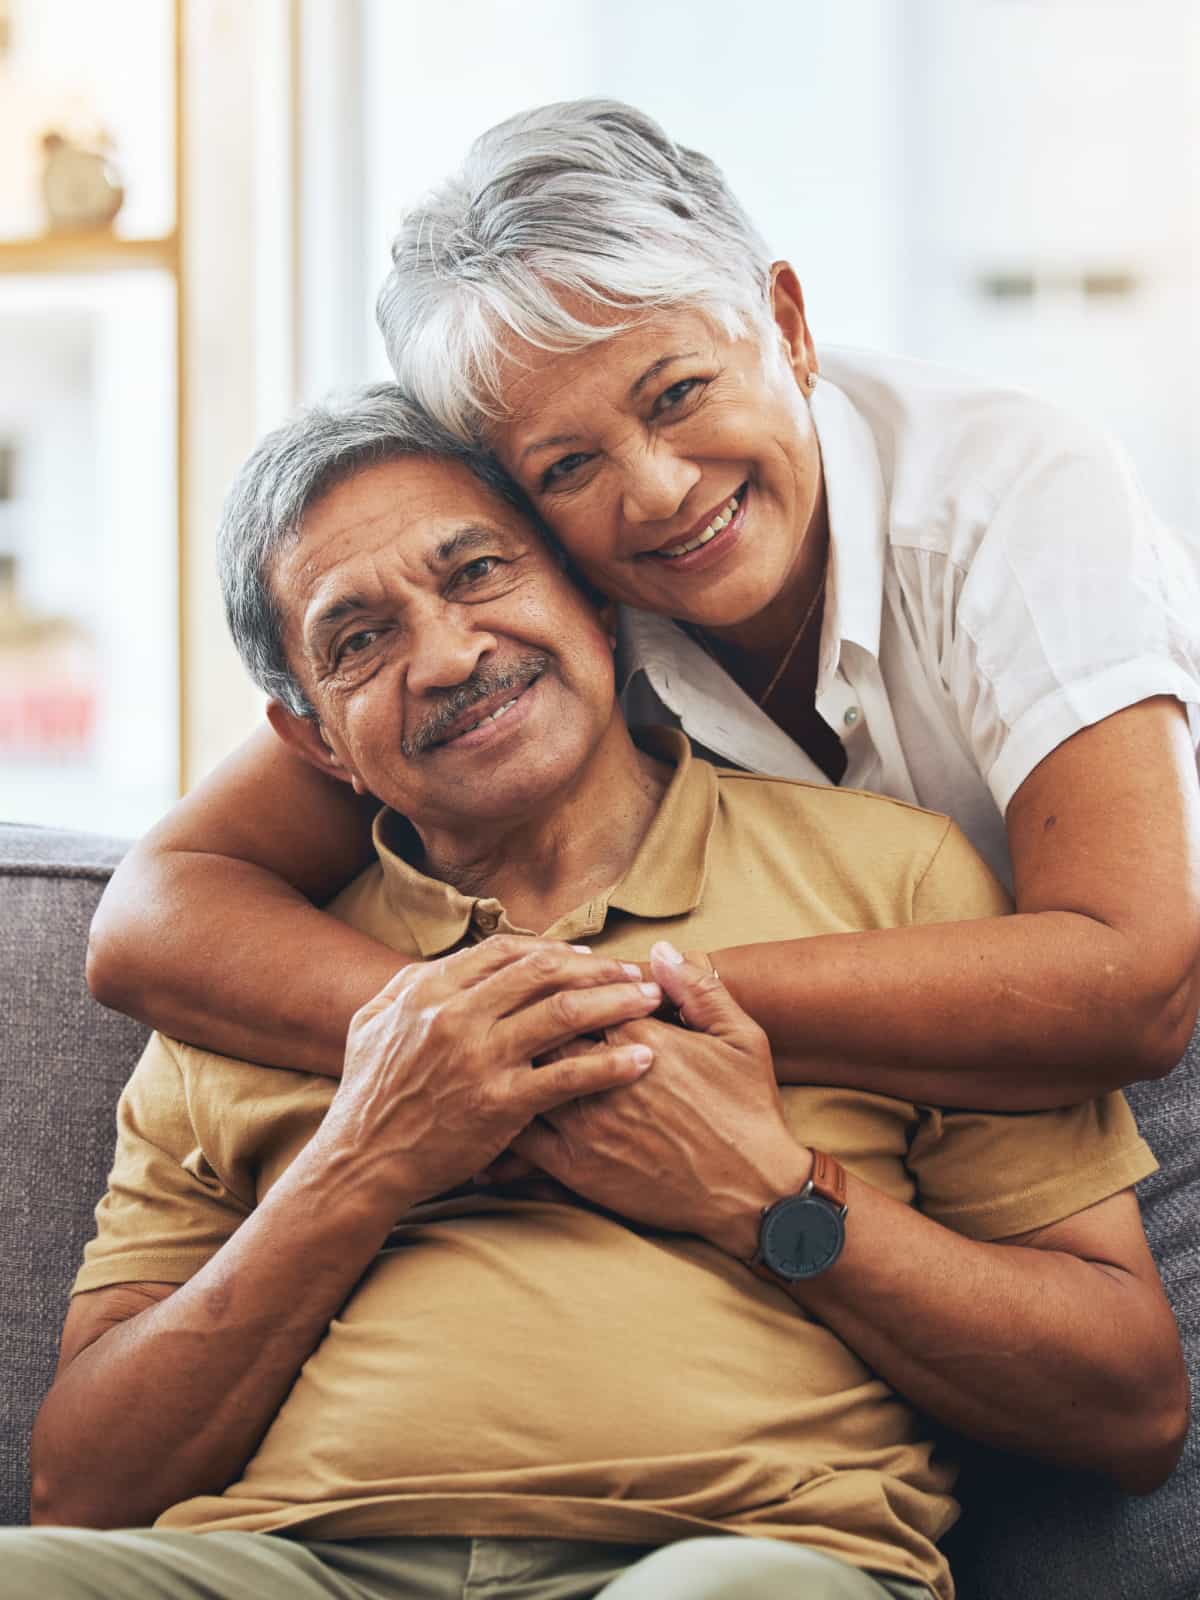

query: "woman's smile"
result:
(492, 299), (826, 636)
(640, 483), (749, 570)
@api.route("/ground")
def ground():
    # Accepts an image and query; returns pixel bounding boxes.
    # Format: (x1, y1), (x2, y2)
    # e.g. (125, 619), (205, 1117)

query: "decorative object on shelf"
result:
(40, 129), (125, 233)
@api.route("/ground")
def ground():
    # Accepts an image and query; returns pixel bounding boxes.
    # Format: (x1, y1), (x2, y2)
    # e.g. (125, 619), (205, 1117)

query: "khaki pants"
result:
(0, 1530), (934, 1600)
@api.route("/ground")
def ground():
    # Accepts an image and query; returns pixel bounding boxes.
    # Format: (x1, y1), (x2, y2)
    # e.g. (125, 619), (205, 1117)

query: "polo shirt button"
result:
(476, 907), (499, 931)
(843, 706), (861, 728)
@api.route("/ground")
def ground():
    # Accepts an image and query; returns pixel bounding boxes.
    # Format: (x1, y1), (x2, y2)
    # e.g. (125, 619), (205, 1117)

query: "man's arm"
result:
(31, 1153), (402, 1528)
(513, 946), (1189, 1493)
(32, 941), (663, 1528)
(782, 1182), (1185, 1494)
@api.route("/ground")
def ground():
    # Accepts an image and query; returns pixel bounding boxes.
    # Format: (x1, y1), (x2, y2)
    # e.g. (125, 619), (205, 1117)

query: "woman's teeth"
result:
(659, 492), (742, 558)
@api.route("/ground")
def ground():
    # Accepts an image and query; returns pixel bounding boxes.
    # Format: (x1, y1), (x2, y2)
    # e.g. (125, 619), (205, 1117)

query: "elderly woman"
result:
(91, 100), (1200, 1108)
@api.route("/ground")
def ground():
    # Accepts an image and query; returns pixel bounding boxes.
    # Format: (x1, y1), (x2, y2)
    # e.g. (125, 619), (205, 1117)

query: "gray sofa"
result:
(2, 821), (1197, 1598)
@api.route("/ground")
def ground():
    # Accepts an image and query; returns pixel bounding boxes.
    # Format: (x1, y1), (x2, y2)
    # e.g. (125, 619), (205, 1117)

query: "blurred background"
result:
(0, 0), (1196, 837)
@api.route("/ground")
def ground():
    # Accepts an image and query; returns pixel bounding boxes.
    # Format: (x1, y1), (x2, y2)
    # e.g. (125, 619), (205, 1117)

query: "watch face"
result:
(761, 1194), (845, 1280)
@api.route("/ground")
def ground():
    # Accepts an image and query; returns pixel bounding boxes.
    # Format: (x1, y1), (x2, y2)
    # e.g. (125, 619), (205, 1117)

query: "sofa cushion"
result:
(947, 1024), (1200, 1600)
(0, 825), (148, 1526)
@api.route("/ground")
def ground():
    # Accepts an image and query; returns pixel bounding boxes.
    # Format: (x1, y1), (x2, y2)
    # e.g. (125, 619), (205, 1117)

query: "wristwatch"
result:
(750, 1150), (848, 1283)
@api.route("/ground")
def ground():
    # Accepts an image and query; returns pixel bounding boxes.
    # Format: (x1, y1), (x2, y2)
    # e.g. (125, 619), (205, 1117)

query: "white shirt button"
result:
(843, 706), (861, 728)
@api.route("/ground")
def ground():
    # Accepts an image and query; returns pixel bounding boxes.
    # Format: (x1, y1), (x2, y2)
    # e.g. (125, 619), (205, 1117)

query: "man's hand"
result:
(511, 942), (812, 1257)
(315, 937), (663, 1214)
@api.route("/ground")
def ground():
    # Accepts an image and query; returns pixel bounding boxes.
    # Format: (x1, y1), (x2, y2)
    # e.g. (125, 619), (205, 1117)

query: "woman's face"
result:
(490, 267), (825, 631)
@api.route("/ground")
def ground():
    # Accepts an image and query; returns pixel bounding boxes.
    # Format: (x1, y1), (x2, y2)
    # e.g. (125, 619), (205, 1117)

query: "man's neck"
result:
(414, 721), (670, 934)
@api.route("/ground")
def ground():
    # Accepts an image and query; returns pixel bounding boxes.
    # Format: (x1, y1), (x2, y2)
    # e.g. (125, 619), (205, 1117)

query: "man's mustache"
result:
(401, 654), (549, 757)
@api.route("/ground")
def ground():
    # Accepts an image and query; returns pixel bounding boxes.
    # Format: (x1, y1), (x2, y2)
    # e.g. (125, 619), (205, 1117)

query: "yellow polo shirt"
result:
(75, 731), (1155, 1600)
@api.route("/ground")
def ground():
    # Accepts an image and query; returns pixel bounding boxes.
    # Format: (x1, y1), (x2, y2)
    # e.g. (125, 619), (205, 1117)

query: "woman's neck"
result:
(695, 485), (831, 711)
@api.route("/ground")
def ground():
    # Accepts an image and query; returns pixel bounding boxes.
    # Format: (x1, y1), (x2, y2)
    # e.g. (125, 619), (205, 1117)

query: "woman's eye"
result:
(653, 378), (703, 416)
(540, 452), (592, 491)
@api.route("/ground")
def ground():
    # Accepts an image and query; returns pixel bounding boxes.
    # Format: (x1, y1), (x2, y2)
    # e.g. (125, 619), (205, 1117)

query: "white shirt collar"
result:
(809, 366), (890, 682)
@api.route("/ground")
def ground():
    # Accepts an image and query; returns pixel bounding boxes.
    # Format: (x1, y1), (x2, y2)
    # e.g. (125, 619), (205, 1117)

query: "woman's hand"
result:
(511, 943), (811, 1257)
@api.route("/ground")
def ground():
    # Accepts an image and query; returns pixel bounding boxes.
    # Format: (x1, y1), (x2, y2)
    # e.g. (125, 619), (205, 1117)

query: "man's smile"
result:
(412, 658), (548, 756)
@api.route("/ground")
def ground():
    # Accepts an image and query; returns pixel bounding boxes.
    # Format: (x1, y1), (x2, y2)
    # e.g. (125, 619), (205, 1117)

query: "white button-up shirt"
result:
(617, 346), (1200, 888)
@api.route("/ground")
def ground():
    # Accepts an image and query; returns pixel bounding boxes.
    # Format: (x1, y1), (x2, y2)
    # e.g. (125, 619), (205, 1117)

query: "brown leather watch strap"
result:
(809, 1149), (848, 1211)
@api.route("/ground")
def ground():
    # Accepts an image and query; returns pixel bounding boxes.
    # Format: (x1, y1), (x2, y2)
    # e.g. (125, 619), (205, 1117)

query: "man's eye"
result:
(652, 378), (703, 417)
(338, 629), (380, 660)
(454, 555), (502, 588)
(540, 452), (592, 491)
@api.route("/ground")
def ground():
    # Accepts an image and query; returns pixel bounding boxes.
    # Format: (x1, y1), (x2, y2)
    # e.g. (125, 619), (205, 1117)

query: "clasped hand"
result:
(318, 938), (663, 1216)
(511, 943), (812, 1259)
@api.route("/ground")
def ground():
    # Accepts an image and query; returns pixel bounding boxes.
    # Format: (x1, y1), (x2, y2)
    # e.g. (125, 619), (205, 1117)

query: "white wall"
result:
(900, 0), (1199, 534)
(360, 0), (909, 367)
(357, 0), (1197, 539)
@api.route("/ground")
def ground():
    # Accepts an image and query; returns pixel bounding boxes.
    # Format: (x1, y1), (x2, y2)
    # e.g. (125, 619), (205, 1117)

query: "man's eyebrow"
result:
(306, 592), (371, 654)
(430, 524), (519, 567)
(518, 352), (700, 464)
(305, 525), (525, 651)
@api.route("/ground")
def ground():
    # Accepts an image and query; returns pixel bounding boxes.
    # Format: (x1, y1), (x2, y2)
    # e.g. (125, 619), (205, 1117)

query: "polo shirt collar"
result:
(369, 727), (715, 956)
(810, 363), (889, 676)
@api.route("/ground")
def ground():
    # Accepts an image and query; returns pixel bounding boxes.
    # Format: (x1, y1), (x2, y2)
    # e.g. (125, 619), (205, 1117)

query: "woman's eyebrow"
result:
(629, 352), (699, 397)
(517, 351), (702, 464)
(520, 432), (581, 466)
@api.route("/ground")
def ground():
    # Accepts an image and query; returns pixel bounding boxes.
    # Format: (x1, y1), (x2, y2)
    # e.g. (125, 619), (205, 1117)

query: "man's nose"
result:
(405, 605), (496, 696)
(617, 442), (702, 526)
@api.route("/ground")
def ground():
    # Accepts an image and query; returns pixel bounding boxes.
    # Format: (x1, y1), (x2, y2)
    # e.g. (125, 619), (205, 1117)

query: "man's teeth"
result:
(659, 493), (741, 558)
(450, 694), (521, 740)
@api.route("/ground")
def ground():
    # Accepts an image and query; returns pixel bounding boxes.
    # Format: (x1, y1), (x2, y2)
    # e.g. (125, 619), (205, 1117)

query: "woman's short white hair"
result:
(376, 99), (775, 443)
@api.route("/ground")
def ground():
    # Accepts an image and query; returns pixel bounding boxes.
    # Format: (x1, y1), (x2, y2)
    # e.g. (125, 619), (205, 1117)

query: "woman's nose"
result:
(618, 443), (701, 526)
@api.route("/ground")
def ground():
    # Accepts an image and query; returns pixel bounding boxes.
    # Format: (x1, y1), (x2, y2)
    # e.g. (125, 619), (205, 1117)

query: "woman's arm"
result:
(87, 722), (402, 1074)
(92, 699), (1200, 1104)
(717, 697), (1200, 1109)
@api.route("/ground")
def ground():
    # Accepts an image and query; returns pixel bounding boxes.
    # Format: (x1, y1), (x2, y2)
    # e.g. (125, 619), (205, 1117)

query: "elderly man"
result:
(12, 388), (1186, 1600)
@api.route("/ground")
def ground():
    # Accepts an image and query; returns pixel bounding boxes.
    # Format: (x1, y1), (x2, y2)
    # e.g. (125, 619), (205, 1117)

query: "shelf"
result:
(0, 233), (178, 276)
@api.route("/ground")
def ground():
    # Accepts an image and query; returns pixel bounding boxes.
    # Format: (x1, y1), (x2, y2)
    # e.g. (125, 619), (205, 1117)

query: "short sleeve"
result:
(911, 816), (1013, 925)
(73, 1034), (251, 1295)
(909, 1092), (1157, 1241)
(943, 416), (1200, 814)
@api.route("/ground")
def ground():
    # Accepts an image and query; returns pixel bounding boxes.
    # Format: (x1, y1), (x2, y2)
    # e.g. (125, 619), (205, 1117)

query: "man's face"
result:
(273, 455), (619, 833)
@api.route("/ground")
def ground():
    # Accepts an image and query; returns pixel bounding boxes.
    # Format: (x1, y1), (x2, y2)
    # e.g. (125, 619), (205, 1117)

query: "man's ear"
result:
(266, 699), (368, 794)
(769, 261), (819, 390)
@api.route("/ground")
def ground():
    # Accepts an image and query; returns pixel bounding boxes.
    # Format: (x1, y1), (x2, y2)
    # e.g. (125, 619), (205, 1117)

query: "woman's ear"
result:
(769, 261), (819, 390)
(266, 699), (367, 794)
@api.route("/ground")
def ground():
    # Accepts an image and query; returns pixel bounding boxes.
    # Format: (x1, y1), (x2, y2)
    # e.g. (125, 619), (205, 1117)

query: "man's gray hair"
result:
(217, 384), (529, 718)
(376, 99), (774, 442)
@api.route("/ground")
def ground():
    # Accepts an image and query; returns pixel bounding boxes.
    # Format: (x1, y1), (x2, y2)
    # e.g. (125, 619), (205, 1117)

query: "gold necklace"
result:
(756, 571), (827, 708)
